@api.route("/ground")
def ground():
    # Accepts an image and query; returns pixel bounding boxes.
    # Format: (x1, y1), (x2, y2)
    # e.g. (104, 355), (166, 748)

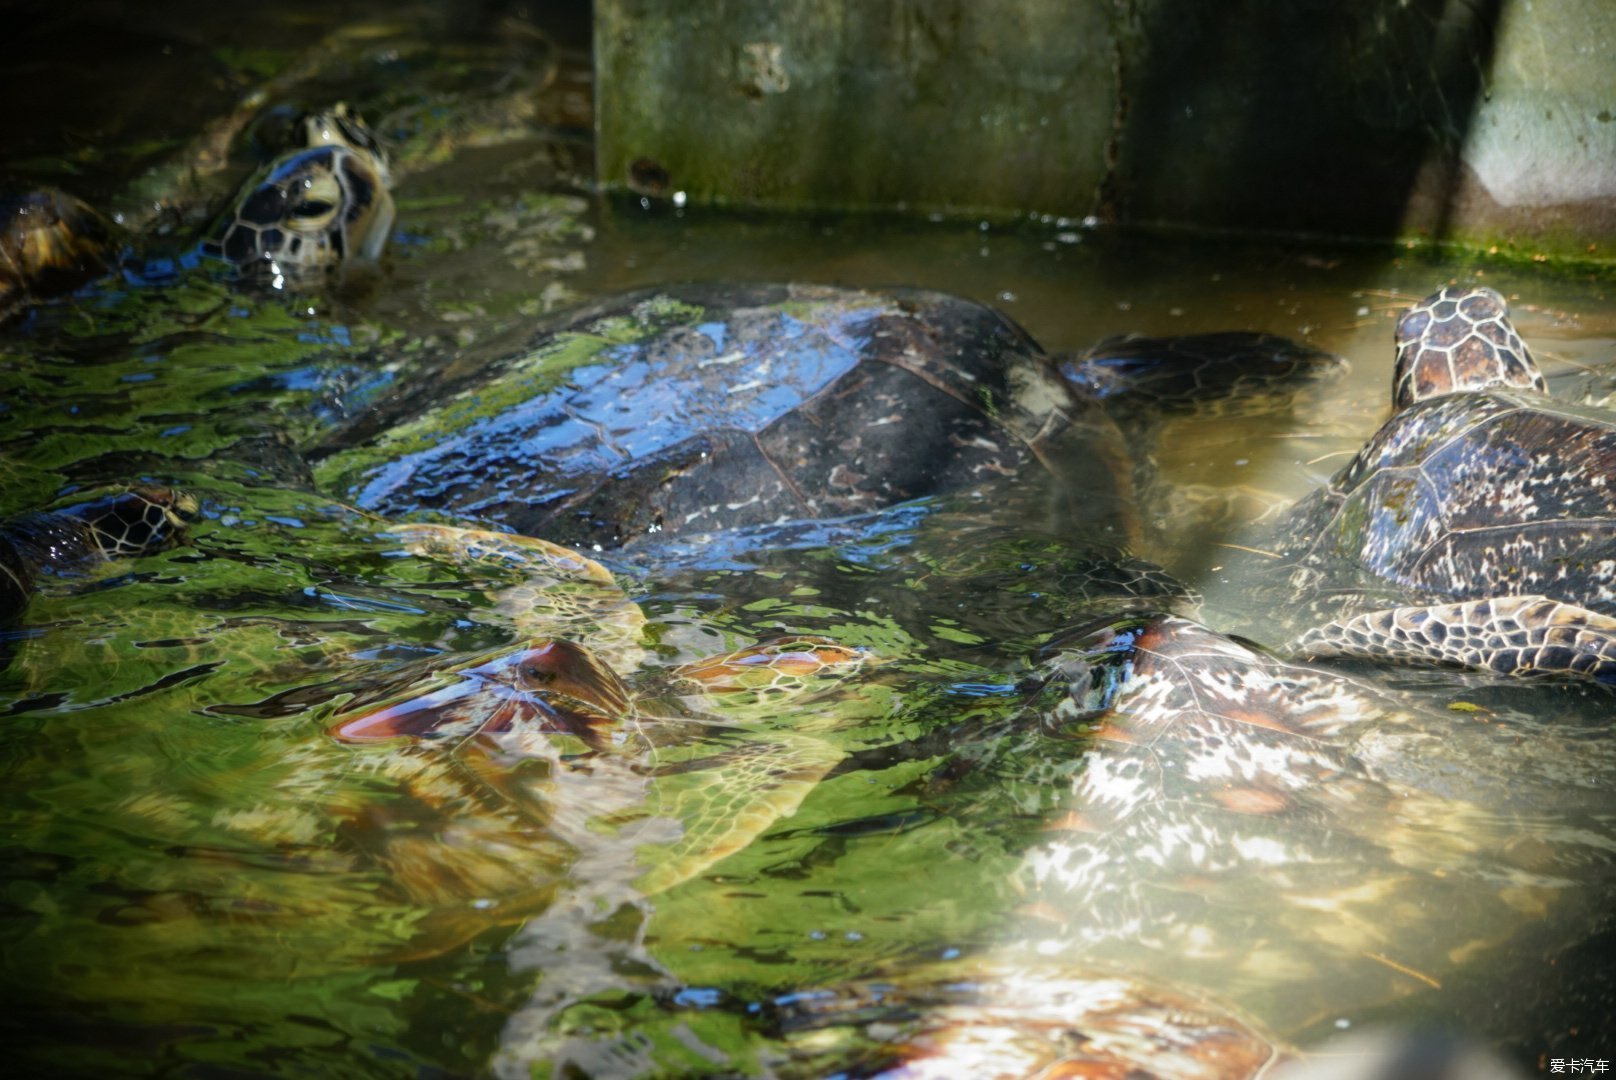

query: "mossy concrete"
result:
(595, 0), (1116, 217)
(596, 0), (1616, 259)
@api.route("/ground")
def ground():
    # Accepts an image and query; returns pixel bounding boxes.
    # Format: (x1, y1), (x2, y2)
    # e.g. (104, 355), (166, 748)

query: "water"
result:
(2, 6), (1615, 1077)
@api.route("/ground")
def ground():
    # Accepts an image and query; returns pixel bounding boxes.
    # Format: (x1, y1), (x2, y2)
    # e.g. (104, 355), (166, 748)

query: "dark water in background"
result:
(2, 3), (1615, 1076)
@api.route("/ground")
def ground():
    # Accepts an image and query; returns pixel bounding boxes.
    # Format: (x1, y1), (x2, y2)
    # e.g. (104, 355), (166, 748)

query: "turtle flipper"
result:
(1059, 331), (1344, 413)
(673, 635), (871, 711)
(381, 523), (646, 671)
(1290, 595), (1616, 684)
(1, 486), (197, 622)
(630, 637), (868, 893)
(632, 731), (845, 895)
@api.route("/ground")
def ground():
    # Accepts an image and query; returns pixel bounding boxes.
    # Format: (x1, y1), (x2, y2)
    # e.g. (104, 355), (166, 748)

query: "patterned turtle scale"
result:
(198, 107), (395, 286)
(1276, 285), (1616, 683)
(0, 486), (197, 622)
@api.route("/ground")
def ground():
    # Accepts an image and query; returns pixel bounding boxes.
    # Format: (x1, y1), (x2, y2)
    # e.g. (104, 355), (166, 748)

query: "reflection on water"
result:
(2, 6), (1615, 1077)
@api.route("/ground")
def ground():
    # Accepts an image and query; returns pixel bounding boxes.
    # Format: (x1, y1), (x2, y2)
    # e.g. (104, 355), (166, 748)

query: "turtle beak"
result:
(328, 640), (631, 745)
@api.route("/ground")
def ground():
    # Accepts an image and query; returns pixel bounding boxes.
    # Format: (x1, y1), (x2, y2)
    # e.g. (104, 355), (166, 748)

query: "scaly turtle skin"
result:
(197, 106), (395, 287)
(0, 190), (114, 322)
(0, 486), (197, 622)
(1271, 285), (1616, 683)
(316, 283), (1340, 552)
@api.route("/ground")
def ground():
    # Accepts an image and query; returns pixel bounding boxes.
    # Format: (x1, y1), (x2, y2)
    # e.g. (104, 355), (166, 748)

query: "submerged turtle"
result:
(760, 965), (1524, 1080)
(315, 283), (1340, 552)
(0, 485), (197, 622)
(769, 962), (1286, 1079)
(510, 957), (1287, 1078)
(321, 525), (868, 892)
(998, 606), (1615, 1040)
(1255, 285), (1616, 683)
(126, 519), (873, 958)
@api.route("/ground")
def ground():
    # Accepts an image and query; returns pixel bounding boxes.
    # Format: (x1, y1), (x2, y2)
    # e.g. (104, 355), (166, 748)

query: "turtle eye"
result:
(293, 199), (335, 219)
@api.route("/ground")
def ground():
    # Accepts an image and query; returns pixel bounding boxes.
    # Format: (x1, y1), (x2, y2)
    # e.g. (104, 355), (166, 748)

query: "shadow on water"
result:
(1115, 0), (1503, 245)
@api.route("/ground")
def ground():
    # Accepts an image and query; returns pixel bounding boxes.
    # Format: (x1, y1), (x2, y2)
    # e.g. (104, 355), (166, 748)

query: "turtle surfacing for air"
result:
(2, 105), (394, 315)
(197, 106), (395, 288)
(1270, 285), (1616, 684)
(0, 487), (197, 622)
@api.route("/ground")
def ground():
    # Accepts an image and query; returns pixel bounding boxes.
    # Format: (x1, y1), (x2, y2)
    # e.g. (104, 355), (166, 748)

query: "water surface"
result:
(2, 7), (1614, 1076)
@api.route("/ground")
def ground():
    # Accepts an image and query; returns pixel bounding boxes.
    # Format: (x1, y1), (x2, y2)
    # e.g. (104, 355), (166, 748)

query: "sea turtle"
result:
(53, 516), (873, 963)
(510, 957), (1288, 1078)
(768, 963), (1287, 1080)
(0, 107), (393, 321)
(757, 969), (1522, 1080)
(192, 106), (395, 288)
(0, 485), (197, 622)
(319, 525), (864, 895)
(314, 282), (1340, 553)
(983, 605), (1616, 1044)
(3, 12), (572, 319)
(1255, 285), (1616, 684)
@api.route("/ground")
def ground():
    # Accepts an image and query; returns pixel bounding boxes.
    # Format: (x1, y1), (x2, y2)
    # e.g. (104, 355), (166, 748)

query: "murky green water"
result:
(3, 5), (1615, 1077)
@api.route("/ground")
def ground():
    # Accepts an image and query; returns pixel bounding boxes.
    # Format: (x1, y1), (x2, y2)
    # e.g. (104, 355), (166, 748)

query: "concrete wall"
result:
(595, 0), (1616, 260)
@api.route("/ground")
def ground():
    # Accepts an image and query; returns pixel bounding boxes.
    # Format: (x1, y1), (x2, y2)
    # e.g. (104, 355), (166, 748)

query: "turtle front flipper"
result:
(628, 637), (869, 894)
(631, 731), (846, 895)
(1290, 595), (1616, 685)
(0, 486), (198, 622)
(1059, 331), (1344, 413)
(328, 639), (632, 746)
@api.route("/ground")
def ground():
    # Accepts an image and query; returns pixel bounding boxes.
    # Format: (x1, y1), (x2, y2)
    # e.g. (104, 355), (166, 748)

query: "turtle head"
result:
(1033, 613), (1167, 734)
(68, 486), (200, 561)
(0, 189), (114, 319)
(328, 639), (631, 745)
(202, 108), (395, 288)
(1392, 285), (1546, 409)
